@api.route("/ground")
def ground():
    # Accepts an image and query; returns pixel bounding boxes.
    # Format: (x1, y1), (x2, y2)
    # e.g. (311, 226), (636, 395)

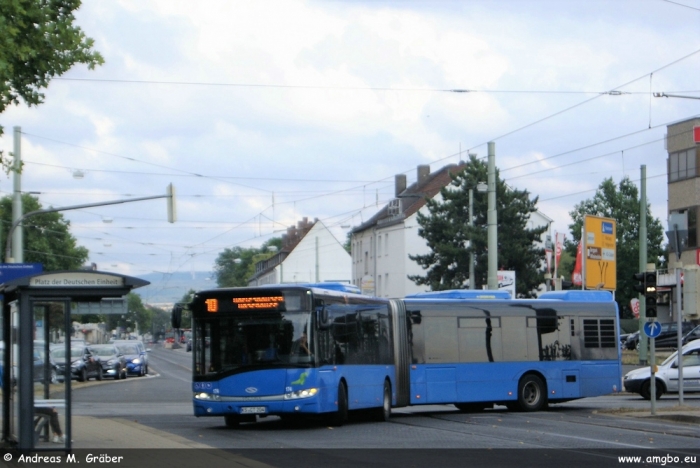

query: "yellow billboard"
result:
(584, 215), (617, 291)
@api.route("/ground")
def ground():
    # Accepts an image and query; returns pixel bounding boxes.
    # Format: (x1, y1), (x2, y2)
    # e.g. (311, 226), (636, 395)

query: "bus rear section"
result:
(389, 290), (621, 412)
(189, 285), (395, 426)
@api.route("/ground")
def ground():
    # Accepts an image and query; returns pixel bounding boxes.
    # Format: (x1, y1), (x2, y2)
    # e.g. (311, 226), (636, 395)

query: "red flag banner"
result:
(572, 242), (583, 286)
(555, 232), (564, 271)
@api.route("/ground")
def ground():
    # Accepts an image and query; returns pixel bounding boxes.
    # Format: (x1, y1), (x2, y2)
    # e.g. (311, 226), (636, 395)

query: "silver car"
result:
(623, 339), (700, 400)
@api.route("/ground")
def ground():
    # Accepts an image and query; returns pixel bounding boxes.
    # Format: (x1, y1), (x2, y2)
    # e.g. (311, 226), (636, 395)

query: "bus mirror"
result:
(172, 305), (182, 329)
(317, 308), (330, 329)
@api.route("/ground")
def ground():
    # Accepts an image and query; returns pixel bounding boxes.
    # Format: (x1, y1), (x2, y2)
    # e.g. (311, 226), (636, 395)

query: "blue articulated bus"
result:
(395, 289), (622, 412)
(182, 285), (621, 427)
(185, 283), (394, 427)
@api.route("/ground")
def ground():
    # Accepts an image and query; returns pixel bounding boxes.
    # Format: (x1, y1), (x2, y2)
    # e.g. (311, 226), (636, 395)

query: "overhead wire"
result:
(18, 48), (699, 278)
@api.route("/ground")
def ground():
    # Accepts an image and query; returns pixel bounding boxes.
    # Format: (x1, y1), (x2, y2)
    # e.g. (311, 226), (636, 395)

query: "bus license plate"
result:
(240, 407), (266, 414)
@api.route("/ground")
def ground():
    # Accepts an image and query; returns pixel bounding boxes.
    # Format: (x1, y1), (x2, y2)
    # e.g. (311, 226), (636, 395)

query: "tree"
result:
(565, 177), (665, 318)
(103, 293), (149, 337)
(0, 0), (104, 168)
(214, 237), (282, 287)
(148, 305), (170, 341)
(0, 193), (89, 269)
(409, 154), (547, 297)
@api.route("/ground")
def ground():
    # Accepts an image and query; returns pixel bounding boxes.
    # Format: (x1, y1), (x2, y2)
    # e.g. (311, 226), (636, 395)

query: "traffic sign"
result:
(583, 215), (616, 290)
(643, 321), (662, 339)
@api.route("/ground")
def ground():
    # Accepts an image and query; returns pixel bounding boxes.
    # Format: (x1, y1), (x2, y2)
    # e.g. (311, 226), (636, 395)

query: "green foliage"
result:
(565, 177), (665, 318)
(148, 305), (171, 338)
(409, 154), (547, 297)
(103, 293), (149, 335)
(214, 237), (282, 287)
(175, 289), (197, 328)
(0, 0), (104, 169)
(0, 193), (88, 269)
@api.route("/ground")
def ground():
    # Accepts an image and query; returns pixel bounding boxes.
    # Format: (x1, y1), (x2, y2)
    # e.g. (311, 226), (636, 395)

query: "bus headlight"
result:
(284, 388), (318, 400)
(194, 392), (220, 401)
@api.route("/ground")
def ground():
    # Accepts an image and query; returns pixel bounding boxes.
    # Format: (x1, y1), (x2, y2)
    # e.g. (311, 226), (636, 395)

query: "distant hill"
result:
(134, 271), (217, 307)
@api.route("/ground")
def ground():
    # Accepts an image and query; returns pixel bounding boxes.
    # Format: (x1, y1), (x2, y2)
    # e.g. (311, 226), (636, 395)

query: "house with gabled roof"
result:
(350, 163), (552, 299)
(248, 217), (351, 286)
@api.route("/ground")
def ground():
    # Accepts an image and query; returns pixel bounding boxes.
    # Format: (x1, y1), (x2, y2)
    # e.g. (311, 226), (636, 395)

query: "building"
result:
(350, 163), (552, 299)
(667, 117), (699, 265)
(666, 117), (700, 320)
(248, 217), (351, 286)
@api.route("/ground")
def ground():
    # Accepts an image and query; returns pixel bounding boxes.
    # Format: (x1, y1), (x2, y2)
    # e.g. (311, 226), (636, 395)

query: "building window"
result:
(669, 148), (698, 182)
(378, 235), (382, 257)
(385, 273), (389, 297)
(385, 234), (389, 256)
(377, 275), (382, 297)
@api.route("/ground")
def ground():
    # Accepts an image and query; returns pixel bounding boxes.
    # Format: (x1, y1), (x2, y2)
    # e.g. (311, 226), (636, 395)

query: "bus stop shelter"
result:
(0, 270), (148, 450)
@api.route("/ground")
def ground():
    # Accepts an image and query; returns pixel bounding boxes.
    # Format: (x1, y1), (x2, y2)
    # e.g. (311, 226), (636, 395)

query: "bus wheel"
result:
(374, 380), (391, 422)
(517, 374), (547, 412)
(224, 415), (241, 428)
(329, 383), (348, 427)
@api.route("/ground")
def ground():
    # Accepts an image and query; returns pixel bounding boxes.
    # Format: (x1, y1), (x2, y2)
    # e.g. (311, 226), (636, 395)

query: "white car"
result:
(623, 339), (700, 400)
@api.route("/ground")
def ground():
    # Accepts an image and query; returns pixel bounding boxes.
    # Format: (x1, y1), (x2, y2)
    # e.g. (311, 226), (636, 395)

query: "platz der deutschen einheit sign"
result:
(584, 215), (617, 291)
(29, 272), (125, 288)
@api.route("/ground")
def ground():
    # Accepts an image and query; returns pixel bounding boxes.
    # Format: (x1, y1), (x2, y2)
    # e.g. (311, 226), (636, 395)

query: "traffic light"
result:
(632, 272), (646, 295)
(644, 272), (657, 318)
(632, 272), (657, 318)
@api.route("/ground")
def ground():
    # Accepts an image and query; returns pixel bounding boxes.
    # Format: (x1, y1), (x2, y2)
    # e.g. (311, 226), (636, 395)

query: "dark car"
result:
(682, 325), (700, 345)
(0, 343), (59, 385)
(114, 341), (149, 377)
(51, 346), (102, 382)
(625, 322), (695, 350)
(33, 343), (59, 384)
(90, 344), (127, 380)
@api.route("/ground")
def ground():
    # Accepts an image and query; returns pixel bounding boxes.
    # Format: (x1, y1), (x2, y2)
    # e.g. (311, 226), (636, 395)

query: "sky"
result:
(1, 0), (699, 301)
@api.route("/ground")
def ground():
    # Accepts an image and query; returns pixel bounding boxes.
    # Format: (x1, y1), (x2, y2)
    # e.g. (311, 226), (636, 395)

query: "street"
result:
(68, 347), (700, 451)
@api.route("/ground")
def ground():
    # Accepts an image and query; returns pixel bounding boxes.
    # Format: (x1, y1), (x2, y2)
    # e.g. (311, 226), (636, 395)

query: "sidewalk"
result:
(69, 415), (210, 449)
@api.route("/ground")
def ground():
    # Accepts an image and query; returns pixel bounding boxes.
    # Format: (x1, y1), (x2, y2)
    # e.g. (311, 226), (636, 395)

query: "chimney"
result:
(395, 174), (407, 197)
(417, 165), (430, 184)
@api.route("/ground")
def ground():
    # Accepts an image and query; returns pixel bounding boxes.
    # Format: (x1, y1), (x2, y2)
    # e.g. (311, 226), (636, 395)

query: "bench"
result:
(34, 399), (65, 443)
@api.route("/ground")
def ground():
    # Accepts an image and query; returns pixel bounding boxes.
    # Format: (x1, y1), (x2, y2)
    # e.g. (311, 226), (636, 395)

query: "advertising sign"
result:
(584, 215), (617, 291)
(497, 270), (516, 297)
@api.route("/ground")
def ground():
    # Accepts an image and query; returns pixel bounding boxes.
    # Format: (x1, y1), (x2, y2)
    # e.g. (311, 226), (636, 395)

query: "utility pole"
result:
(12, 127), (23, 262)
(469, 188), (474, 289)
(639, 165), (648, 365)
(487, 142), (498, 290)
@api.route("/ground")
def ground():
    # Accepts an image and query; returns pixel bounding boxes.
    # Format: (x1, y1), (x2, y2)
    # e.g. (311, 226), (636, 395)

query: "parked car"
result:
(623, 339), (700, 400)
(51, 345), (102, 382)
(619, 332), (631, 349)
(683, 325), (700, 345)
(623, 331), (639, 350)
(0, 342), (59, 385)
(89, 344), (127, 380)
(33, 342), (59, 384)
(624, 322), (695, 350)
(113, 341), (149, 376)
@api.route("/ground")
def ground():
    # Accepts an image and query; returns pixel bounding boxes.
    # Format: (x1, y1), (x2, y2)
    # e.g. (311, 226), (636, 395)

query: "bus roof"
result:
(406, 290), (511, 300)
(537, 290), (613, 302)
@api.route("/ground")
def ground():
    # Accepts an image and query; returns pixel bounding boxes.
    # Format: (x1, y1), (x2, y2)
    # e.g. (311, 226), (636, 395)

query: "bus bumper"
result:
(193, 397), (322, 417)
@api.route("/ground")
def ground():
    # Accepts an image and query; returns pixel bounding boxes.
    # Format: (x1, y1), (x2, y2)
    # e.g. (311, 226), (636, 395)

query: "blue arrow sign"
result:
(643, 321), (662, 339)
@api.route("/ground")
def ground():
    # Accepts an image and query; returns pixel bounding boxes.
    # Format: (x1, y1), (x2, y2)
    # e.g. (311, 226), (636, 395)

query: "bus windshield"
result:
(194, 312), (313, 377)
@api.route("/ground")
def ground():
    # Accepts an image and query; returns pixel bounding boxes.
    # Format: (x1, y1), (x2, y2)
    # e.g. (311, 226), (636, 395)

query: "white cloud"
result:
(1, 0), (696, 279)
